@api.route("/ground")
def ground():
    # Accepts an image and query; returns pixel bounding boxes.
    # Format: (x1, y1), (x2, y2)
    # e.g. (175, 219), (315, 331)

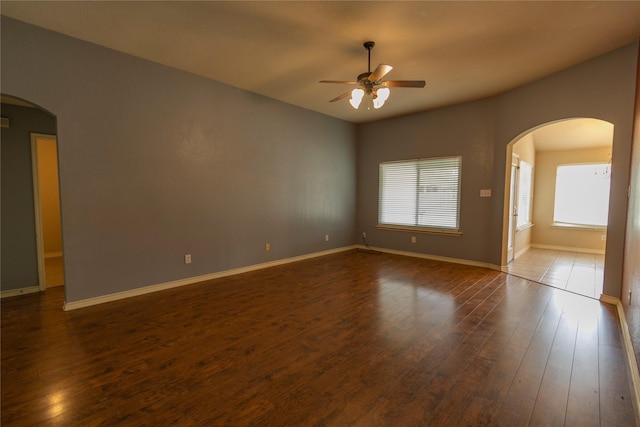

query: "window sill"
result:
(376, 224), (462, 236)
(516, 223), (534, 232)
(552, 222), (607, 231)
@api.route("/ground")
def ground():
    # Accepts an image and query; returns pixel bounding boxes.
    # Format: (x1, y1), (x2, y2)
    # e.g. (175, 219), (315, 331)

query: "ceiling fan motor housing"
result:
(357, 72), (376, 94)
(357, 72), (372, 81)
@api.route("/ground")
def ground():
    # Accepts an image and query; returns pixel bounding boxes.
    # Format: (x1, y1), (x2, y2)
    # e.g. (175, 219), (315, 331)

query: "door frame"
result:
(507, 154), (520, 263)
(30, 132), (59, 291)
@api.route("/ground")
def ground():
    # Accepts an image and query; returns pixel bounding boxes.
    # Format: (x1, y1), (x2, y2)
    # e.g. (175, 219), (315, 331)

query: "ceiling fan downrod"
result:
(364, 41), (375, 73)
(358, 41), (376, 83)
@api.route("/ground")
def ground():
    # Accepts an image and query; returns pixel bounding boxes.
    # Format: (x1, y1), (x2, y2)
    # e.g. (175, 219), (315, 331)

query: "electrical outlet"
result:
(265, 243), (270, 251)
(411, 236), (416, 243)
(601, 235), (606, 241)
(362, 232), (366, 239)
(184, 254), (192, 264)
(325, 234), (329, 242)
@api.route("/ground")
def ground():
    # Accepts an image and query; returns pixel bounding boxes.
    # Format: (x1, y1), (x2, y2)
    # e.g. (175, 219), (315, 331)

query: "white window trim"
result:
(516, 223), (534, 232)
(552, 222), (607, 231)
(375, 224), (463, 236)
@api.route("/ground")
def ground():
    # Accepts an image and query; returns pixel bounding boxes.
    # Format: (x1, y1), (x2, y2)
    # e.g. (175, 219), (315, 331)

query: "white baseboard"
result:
(45, 251), (63, 259)
(530, 243), (605, 255)
(1, 286), (40, 298)
(599, 294), (640, 422)
(63, 245), (503, 311)
(63, 245), (357, 311)
(514, 245), (531, 260)
(356, 245), (502, 271)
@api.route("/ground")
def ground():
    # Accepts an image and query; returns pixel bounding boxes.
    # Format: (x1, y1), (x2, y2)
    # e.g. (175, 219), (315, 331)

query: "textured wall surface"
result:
(357, 97), (498, 263)
(622, 45), (640, 377)
(357, 42), (638, 297)
(2, 16), (637, 303)
(1, 17), (356, 302)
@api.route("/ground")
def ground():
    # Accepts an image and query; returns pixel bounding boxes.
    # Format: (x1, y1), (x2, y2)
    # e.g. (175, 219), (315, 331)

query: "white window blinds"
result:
(554, 163), (610, 227)
(379, 156), (462, 231)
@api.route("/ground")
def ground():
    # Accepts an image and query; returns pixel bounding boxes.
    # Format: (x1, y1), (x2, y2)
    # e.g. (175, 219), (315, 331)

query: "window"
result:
(553, 163), (610, 227)
(516, 160), (533, 228)
(378, 156), (461, 232)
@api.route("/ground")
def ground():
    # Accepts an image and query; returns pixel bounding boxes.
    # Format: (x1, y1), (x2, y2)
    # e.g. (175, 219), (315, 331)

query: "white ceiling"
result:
(2, 1), (639, 125)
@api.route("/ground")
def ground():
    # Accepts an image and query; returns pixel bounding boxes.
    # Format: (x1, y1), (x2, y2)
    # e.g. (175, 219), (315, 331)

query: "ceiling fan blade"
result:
(369, 64), (393, 81)
(329, 90), (353, 102)
(382, 80), (426, 88)
(319, 80), (358, 85)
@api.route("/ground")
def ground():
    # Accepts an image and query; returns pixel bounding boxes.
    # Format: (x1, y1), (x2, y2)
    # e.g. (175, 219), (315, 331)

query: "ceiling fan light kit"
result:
(349, 88), (365, 109)
(320, 41), (425, 110)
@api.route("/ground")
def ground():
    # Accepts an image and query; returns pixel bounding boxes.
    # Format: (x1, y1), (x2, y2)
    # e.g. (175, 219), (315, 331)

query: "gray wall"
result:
(1, 17), (356, 302)
(1, 103), (57, 291)
(357, 97), (498, 263)
(357, 42), (638, 298)
(621, 44), (640, 374)
(2, 16), (637, 303)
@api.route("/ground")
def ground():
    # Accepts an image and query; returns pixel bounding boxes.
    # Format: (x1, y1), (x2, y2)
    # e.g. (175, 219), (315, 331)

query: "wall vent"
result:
(1, 117), (9, 128)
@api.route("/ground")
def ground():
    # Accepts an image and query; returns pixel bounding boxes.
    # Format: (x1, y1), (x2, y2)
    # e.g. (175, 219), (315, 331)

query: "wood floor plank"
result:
(529, 364), (572, 426)
(599, 343), (636, 427)
(494, 391), (536, 426)
(529, 305), (579, 424)
(565, 301), (601, 426)
(509, 301), (560, 400)
(1, 250), (636, 426)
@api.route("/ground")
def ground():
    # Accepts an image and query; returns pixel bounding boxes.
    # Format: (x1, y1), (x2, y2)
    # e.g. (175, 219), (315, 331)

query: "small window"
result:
(517, 161), (533, 228)
(553, 163), (610, 227)
(378, 156), (461, 233)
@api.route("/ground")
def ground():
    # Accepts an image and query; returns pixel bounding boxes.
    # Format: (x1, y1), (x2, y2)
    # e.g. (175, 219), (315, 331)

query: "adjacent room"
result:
(2, 2), (640, 426)
(506, 118), (614, 299)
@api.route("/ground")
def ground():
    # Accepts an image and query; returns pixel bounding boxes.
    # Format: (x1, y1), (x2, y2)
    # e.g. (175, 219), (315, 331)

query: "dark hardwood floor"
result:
(2, 250), (637, 426)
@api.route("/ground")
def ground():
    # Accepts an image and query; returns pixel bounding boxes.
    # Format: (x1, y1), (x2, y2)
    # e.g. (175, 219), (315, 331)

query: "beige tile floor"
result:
(507, 248), (604, 299)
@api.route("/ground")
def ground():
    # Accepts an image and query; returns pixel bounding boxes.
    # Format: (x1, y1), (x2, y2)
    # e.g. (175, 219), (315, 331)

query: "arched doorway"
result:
(502, 118), (614, 299)
(0, 94), (63, 297)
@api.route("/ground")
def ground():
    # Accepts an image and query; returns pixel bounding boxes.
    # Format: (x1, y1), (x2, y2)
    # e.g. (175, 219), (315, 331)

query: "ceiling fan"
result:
(320, 41), (426, 109)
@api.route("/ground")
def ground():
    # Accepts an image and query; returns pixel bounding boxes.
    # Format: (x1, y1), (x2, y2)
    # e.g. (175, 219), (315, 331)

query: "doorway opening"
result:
(502, 118), (614, 299)
(31, 133), (65, 290)
(1, 94), (62, 298)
